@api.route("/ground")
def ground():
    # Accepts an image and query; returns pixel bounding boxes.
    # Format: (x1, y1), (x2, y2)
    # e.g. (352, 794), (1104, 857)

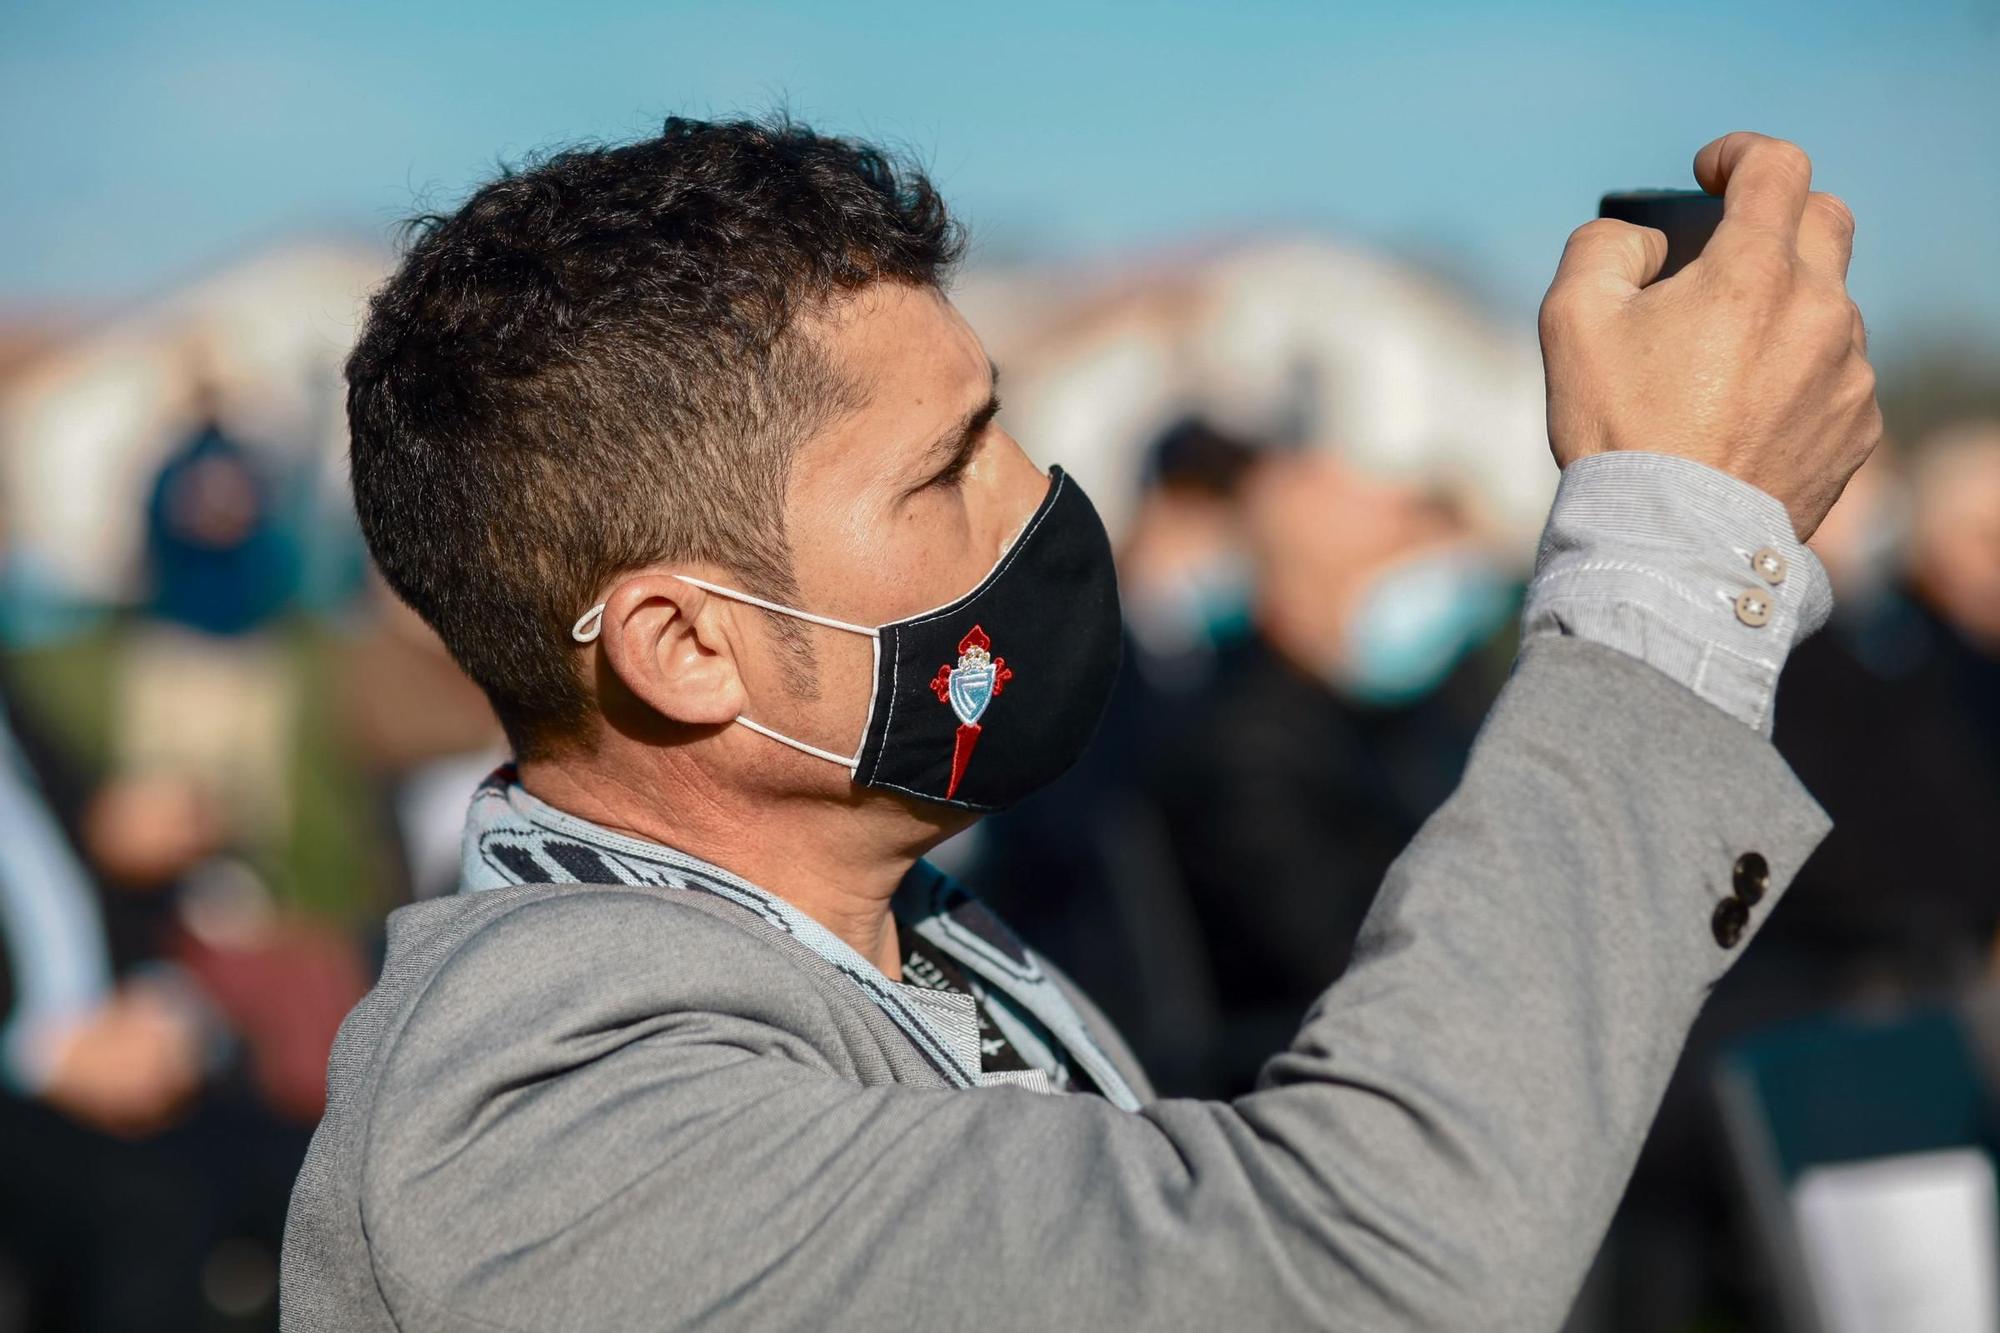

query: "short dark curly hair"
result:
(347, 115), (967, 758)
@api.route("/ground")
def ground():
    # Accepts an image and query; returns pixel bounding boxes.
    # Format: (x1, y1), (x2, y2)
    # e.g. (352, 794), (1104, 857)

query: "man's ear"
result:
(594, 575), (745, 727)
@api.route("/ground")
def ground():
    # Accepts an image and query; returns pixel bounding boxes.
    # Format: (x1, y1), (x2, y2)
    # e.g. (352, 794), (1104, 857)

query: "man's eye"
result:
(927, 440), (981, 490)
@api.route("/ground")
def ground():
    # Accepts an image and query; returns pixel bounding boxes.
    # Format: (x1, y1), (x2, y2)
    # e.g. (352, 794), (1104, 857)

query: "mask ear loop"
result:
(729, 713), (865, 769)
(570, 579), (882, 775)
(669, 575), (877, 638)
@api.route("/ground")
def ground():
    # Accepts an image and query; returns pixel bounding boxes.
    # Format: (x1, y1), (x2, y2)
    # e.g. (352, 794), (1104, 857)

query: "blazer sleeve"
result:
(358, 637), (1831, 1333)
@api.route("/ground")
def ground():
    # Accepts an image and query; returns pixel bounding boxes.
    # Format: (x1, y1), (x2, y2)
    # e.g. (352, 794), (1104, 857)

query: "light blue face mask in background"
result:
(1124, 549), (1255, 662)
(1327, 547), (1518, 707)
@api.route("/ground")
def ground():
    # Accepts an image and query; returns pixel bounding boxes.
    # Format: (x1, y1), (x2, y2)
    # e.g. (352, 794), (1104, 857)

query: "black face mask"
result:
(571, 466), (1123, 812)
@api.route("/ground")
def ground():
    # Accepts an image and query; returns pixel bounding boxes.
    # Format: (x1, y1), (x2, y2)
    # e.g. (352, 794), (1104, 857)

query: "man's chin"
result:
(871, 786), (983, 850)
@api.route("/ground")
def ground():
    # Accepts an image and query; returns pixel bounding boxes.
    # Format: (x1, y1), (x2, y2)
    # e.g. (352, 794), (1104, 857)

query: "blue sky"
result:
(3, 0), (1996, 355)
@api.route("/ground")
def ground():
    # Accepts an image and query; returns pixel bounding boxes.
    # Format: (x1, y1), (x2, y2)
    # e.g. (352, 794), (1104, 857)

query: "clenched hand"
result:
(1539, 131), (1883, 540)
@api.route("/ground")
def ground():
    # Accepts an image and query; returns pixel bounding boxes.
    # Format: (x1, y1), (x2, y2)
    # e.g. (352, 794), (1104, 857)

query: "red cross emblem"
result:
(928, 624), (1013, 799)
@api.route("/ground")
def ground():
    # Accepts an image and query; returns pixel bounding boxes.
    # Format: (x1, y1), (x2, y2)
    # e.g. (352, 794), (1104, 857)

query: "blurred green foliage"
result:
(4, 617), (399, 924)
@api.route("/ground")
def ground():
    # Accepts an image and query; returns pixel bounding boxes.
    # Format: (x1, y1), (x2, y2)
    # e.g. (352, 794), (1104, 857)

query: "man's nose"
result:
(991, 435), (1053, 557)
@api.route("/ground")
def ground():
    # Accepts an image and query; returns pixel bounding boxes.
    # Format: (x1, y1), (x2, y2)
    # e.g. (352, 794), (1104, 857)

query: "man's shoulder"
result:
(285, 883), (861, 1331)
(340, 886), (858, 1174)
(374, 883), (843, 1057)
(411, 881), (785, 966)
(312, 882), (855, 1173)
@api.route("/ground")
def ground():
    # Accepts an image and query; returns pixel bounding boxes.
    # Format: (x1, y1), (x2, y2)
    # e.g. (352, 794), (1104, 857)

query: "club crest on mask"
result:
(929, 625), (1013, 798)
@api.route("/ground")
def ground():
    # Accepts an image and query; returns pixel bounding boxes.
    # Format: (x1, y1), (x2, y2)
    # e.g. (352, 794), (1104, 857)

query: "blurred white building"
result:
(0, 241), (385, 612)
(0, 231), (1554, 618)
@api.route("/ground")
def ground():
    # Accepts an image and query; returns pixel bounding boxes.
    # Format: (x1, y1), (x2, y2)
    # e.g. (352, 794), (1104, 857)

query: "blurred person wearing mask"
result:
(1140, 451), (1518, 1095)
(286, 122), (1879, 1332)
(119, 365), (303, 855)
(1116, 417), (1262, 689)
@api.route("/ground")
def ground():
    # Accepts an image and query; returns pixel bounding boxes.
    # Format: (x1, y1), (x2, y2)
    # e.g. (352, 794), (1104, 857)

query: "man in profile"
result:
(284, 118), (1879, 1330)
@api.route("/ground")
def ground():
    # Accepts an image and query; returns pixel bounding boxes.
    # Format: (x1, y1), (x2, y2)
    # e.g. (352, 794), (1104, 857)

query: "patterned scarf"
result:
(457, 766), (1141, 1109)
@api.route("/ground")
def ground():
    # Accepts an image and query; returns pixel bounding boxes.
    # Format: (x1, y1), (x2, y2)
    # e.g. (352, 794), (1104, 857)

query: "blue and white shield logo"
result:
(929, 625), (1014, 800)
(948, 663), (994, 726)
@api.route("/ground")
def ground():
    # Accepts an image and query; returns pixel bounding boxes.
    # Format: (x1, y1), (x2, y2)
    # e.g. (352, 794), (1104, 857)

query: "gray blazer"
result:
(281, 638), (1830, 1332)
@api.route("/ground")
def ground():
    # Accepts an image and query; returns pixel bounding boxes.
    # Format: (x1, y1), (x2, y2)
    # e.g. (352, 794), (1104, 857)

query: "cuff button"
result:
(1752, 547), (1789, 585)
(1712, 897), (1750, 948)
(1734, 589), (1774, 627)
(1732, 852), (1770, 905)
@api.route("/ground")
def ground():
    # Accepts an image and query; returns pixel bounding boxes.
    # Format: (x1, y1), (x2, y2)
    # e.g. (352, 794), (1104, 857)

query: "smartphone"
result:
(1598, 190), (1724, 283)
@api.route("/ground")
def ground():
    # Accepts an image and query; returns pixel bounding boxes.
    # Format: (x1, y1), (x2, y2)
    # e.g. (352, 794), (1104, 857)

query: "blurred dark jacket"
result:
(1141, 626), (1515, 1095)
(1768, 588), (2000, 979)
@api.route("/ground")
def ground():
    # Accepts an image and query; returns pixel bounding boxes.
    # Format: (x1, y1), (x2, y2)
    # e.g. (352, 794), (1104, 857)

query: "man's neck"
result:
(516, 755), (942, 978)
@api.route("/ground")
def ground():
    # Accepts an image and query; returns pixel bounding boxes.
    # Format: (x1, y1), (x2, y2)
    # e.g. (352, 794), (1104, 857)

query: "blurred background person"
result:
(1907, 421), (2000, 715)
(0, 658), (208, 1331)
(1117, 417), (1262, 699)
(118, 356), (302, 858)
(1139, 447), (1518, 1095)
(334, 582), (508, 905)
(1775, 421), (2000, 994)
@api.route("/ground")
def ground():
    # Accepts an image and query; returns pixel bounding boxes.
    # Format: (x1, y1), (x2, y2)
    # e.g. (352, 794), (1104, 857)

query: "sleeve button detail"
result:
(1752, 547), (1789, 585)
(1732, 852), (1770, 905)
(1734, 589), (1774, 627)
(1712, 897), (1750, 948)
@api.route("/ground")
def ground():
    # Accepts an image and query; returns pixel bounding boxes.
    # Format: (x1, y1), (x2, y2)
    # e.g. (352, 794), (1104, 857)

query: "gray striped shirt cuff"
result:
(1523, 452), (1833, 735)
